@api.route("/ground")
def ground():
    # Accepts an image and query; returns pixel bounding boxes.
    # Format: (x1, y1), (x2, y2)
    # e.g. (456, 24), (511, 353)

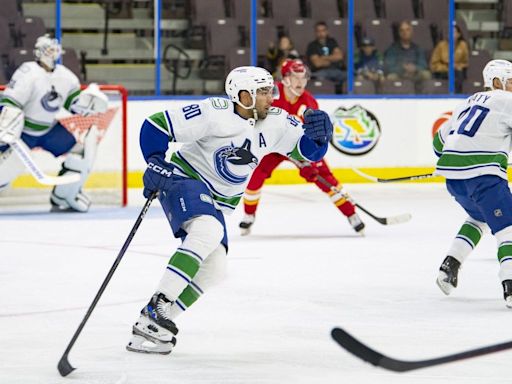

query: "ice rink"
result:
(1, 183), (511, 384)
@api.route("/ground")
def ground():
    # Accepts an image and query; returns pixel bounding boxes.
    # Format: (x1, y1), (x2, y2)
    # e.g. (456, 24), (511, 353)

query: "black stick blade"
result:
(332, 327), (512, 372)
(58, 353), (75, 376)
(331, 327), (385, 367)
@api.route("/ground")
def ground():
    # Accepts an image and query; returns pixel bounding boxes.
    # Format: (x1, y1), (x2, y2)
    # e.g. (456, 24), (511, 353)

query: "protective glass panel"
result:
(353, 0), (451, 95)
(259, 0), (347, 95)
(7, 2), (56, 82)
(59, 1), (156, 96)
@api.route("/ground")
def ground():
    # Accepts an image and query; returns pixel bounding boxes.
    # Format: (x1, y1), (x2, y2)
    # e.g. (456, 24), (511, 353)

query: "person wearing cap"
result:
(354, 37), (384, 87)
(239, 59), (365, 236)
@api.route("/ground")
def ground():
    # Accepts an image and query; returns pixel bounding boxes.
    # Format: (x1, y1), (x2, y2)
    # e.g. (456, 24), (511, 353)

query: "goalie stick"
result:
(352, 168), (435, 183)
(57, 192), (157, 377)
(331, 327), (512, 372)
(10, 139), (80, 186)
(289, 158), (411, 225)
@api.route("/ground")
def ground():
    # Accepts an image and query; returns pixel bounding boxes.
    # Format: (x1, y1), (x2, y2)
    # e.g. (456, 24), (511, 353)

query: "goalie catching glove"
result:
(143, 155), (175, 198)
(0, 105), (24, 145)
(303, 109), (333, 145)
(70, 83), (108, 116)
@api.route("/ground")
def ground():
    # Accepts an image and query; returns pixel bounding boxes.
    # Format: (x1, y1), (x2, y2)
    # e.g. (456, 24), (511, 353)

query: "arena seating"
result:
(0, 0), (509, 95)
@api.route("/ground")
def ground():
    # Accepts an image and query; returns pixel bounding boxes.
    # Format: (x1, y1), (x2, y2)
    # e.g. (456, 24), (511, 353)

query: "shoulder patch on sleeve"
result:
(210, 98), (230, 109)
(267, 107), (282, 115)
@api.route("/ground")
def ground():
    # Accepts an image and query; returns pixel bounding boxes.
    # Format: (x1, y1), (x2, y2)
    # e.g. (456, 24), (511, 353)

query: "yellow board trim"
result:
(11, 167), (447, 189)
(17, 166), (512, 189)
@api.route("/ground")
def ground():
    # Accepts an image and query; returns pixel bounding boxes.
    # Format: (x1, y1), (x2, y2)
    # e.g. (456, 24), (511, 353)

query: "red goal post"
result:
(0, 84), (129, 207)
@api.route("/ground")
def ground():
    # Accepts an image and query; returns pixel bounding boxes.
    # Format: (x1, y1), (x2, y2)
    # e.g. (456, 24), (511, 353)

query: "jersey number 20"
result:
(456, 105), (490, 137)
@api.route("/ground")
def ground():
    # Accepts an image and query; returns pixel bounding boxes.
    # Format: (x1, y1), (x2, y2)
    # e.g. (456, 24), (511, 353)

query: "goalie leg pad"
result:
(0, 147), (24, 191)
(50, 125), (99, 212)
(0, 105), (24, 144)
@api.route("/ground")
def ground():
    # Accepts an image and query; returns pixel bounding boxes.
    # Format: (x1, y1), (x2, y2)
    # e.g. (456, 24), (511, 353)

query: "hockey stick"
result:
(10, 139), (81, 185)
(57, 191), (158, 377)
(331, 327), (512, 372)
(289, 158), (411, 225)
(352, 168), (435, 183)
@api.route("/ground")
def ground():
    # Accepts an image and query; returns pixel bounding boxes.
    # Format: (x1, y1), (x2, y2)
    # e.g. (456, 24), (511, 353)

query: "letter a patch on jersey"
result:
(259, 133), (267, 148)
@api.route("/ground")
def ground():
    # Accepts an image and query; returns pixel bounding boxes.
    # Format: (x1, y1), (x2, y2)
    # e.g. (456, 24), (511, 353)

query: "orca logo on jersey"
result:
(40, 86), (63, 112)
(214, 139), (258, 184)
(330, 105), (381, 156)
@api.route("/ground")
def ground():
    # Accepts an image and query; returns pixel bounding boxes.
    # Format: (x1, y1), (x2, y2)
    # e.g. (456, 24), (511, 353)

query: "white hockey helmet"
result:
(34, 34), (62, 70)
(225, 66), (274, 110)
(483, 59), (512, 89)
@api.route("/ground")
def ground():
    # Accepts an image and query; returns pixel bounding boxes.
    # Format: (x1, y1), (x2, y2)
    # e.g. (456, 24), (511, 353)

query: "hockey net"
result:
(0, 84), (128, 208)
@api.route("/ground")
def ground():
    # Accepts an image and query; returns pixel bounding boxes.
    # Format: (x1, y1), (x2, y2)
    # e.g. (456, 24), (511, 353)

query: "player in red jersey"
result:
(239, 59), (365, 235)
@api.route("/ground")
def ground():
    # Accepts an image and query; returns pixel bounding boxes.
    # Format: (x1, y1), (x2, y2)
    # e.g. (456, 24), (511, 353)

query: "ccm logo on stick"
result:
(148, 162), (173, 177)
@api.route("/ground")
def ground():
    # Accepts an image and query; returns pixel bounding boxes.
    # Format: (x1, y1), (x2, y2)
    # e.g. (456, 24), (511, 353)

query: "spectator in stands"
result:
(306, 21), (345, 88)
(267, 35), (300, 77)
(355, 37), (384, 86)
(430, 25), (469, 93)
(384, 21), (431, 87)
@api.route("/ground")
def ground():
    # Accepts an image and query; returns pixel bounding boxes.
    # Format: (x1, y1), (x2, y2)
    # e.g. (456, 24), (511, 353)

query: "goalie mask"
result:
(34, 34), (62, 71)
(483, 59), (512, 90)
(225, 66), (274, 113)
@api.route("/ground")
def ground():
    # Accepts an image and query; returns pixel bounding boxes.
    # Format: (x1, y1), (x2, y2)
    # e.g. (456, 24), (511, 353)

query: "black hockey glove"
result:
(303, 109), (333, 145)
(143, 155), (174, 198)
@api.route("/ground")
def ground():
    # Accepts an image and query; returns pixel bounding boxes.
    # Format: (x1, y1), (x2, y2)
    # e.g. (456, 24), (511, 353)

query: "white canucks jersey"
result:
(0, 61), (81, 136)
(434, 90), (512, 180)
(144, 97), (312, 213)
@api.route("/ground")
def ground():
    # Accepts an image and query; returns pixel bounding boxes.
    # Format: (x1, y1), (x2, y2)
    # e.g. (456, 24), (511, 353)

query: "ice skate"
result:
(347, 213), (365, 235)
(126, 292), (178, 354)
(239, 214), (255, 236)
(502, 280), (512, 308)
(436, 256), (461, 295)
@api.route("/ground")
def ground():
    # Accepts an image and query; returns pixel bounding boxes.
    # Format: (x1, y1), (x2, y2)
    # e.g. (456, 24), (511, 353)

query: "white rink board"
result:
(126, 98), (463, 172)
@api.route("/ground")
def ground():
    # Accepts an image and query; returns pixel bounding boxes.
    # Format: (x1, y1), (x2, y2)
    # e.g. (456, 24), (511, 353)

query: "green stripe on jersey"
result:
(170, 152), (241, 209)
(433, 132), (444, 154)
(457, 222), (482, 248)
(168, 251), (201, 280)
(63, 88), (81, 110)
(149, 112), (170, 133)
(25, 119), (51, 131)
(1, 96), (22, 108)
(177, 285), (201, 308)
(498, 244), (512, 262)
(437, 152), (508, 171)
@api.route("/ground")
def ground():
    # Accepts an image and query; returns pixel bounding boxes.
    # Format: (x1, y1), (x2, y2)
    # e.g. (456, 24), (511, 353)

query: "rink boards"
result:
(12, 97), (466, 188)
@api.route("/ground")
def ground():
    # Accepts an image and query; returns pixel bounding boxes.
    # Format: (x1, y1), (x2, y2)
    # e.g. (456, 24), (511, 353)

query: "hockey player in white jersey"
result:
(434, 59), (512, 307)
(0, 34), (108, 212)
(126, 66), (333, 354)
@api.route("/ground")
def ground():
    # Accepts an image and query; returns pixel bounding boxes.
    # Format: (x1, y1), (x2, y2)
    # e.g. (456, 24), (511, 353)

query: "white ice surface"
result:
(1, 184), (511, 384)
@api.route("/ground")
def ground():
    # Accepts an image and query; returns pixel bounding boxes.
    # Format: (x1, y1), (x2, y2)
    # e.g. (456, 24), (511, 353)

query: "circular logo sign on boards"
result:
(432, 111), (453, 137)
(330, 105), (381, 156)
